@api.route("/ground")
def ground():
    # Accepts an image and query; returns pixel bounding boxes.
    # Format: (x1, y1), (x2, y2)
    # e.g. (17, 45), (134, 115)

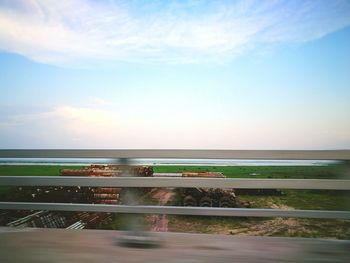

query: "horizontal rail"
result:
(0, 202), (349, 219)
(0, 176), (350, 190)
(1, 149), (350, 160)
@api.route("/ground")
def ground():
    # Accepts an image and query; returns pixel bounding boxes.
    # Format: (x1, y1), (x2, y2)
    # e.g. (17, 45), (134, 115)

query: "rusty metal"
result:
(199, 196), (213, 207)
(179, 186), (243, 208)
(183, 195), (197, 206)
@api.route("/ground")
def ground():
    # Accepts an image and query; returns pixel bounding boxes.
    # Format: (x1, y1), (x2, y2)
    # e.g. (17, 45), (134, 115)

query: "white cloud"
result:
(0, 0), (349, 65)
(0, 105), (123, 147)
(1, 104), (349, 149)
(88, 97), (112, 106)
(52, 105), (116, 126)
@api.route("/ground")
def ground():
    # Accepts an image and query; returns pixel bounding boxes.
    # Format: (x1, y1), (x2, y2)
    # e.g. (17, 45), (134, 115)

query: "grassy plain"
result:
(153, 165), (343, 179)
(0, 164), (344, 178)
(154, 165), (350, 239)
(0, 165), (84, 177)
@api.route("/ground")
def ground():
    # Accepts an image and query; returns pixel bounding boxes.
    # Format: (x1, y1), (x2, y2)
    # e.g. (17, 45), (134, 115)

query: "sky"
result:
(0, 0), (350, 149)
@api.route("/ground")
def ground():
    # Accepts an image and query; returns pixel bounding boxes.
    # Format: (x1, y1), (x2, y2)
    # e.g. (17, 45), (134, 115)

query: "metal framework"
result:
(1, 202), (349, 219)
(0, 176), (350, 190)
(1, 149), (350, 160)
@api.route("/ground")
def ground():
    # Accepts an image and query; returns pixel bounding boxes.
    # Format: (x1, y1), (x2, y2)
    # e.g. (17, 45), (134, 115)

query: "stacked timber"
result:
(59, 165), (153, 204)
(133, 166), (154, 177)
(118, 165), (154, 177)
(182, 172), (224, 178)
(5, 210), (112, 229)
(180, 188), (241, 207)
(70, 212), (111, 228)
(179, 171), (250, 208)
(91, 187), (121, 204)
(29, 186), (89, 203)
(60, 168), (117, 177)
(60, 165), (153, 177)
(31, 212), (67, 228)
(7, 211), (67, 228)
(60, 165), (119, 204)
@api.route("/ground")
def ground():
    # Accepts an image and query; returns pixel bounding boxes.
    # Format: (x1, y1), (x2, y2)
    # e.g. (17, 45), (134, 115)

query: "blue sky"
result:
(0, 0), (350, 149)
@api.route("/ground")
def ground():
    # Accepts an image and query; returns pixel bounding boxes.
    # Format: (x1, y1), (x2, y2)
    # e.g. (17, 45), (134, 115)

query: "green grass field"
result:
(155, 165), (349, 238)
(0, 165), (348, 211)
(0, 165), (85, 177)
(154, 165), (344, 179)
(0, 164), (344, 178)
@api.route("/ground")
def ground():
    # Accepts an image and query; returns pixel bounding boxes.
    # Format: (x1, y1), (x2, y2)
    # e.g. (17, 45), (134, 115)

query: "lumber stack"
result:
(60, 165), (153, 177)
(91, 187), (121, 204)
(182, 172), (224, 178)
(59, 164), (154, 204)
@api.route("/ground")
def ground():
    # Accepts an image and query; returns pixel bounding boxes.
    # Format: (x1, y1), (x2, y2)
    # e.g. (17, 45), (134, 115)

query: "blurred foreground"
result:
(0, 227), (349, 263)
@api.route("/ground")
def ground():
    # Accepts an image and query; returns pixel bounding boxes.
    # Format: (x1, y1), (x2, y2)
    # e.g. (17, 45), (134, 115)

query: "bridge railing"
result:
(0, 149), (350, 220)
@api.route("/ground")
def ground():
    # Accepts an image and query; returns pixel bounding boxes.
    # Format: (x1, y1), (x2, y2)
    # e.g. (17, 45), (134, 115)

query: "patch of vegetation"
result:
(0, 165), (85, 177)
(166, 216), (350, 239)
(239, 190), (350, 211)
(153, 165), (343, 179)
(0, 165), (86, 195)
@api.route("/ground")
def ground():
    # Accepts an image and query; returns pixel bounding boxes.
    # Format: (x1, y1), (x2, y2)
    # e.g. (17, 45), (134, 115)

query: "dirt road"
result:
(150, 188), (175, 232)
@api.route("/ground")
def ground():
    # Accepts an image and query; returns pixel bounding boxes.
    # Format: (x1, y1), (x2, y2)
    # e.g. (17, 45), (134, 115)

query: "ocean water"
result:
(0, 158), (339, 166)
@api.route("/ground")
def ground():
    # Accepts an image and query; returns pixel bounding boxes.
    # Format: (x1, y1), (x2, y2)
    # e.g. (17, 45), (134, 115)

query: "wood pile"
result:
(179, 172), (250, 208)
(59, 164), (154, 205)
(180, 187), (243, 207)
(7, 211), (67, 228)
(182, 172), (224, 178)
(60, 165), (153, 177)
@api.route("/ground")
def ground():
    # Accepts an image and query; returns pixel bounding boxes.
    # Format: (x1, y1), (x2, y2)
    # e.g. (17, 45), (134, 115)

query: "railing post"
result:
(341, 161), (350, 212)
(117, 158), (160, 248)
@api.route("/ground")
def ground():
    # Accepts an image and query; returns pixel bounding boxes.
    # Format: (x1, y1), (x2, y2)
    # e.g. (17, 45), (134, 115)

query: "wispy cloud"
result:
(0, 0), (349, 65)
(1, 103), (349, 149)
(88, 97), (112, 106)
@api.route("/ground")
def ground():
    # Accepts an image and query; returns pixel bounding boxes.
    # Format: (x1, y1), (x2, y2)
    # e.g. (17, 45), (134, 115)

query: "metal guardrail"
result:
(0, 149), (350, 220)
(0, 176), (350, 190)
(1, 149), (350, 160)
(0, 202), (349, 219)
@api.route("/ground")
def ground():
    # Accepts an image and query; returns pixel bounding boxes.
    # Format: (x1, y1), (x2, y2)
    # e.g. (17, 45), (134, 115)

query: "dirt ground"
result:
(148, 188), (175, 232)
(145, 189), (350, 239)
